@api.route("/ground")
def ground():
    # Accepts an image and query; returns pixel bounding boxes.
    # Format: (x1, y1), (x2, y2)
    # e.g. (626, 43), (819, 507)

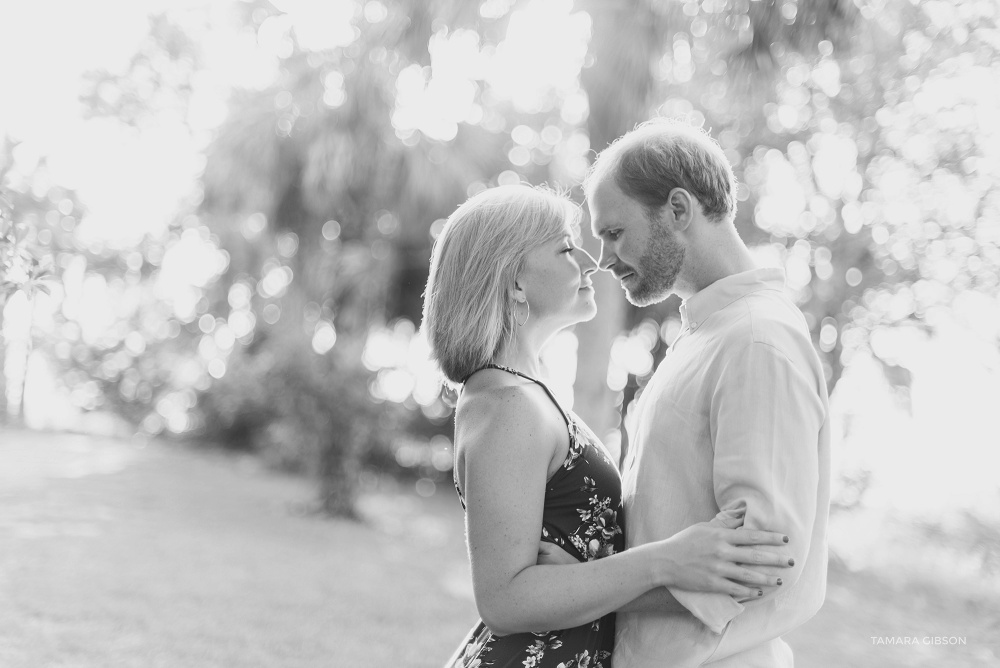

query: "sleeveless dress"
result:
(446, 364), (626, 668)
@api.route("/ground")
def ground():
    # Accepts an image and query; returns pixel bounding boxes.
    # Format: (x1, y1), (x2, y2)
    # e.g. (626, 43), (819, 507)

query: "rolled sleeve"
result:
(671, 340), (824, 636)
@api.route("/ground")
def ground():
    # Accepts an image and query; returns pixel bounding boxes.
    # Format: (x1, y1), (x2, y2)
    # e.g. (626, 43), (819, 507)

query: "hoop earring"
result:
(515, 300), (530, 327)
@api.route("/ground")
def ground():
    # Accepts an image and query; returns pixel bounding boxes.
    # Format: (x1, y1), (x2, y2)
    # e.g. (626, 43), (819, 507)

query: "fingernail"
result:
(777, 578), (783, 586)
(788, 558), (795, 567)
(783, 536), (789, 543)
(757, 590), (763, 597)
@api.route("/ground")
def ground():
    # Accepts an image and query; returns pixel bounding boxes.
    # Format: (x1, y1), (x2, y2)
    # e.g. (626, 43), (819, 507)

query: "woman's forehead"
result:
(565, 220), (582, 241)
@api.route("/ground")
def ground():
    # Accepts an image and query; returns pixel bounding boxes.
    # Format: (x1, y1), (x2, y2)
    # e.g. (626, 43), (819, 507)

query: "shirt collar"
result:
(679, 267), (786, 331)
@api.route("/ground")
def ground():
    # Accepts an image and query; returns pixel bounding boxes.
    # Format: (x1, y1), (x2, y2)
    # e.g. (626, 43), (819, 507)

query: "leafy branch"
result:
(0, 191), (55, 304)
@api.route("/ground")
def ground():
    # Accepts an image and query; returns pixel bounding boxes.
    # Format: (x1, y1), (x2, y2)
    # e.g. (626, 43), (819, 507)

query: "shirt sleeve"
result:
(668, 339), (825, 636)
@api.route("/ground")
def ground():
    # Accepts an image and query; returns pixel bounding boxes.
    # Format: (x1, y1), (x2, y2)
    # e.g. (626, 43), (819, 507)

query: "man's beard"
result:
(623, 223), (685, 307)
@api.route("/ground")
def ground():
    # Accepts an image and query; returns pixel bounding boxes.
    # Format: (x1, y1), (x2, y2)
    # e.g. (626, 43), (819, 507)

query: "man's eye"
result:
(608, 230), (622, 241)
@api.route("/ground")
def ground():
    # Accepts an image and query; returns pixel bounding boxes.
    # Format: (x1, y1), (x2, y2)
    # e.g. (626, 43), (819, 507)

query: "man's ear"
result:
(666, 188), (696, 232)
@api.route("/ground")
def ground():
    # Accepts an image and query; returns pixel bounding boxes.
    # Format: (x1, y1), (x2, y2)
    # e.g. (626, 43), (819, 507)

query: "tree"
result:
(192, 1), (517, 515)
(573, 0), (658, 461)
(573, 0), (859, 462)
(0, 152), (66, 424)
(57, 0), (998, 519)
(650, 0), (1000, 398)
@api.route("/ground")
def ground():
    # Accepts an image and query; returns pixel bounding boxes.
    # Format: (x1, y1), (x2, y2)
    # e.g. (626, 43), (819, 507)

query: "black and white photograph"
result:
(0, 0), (998, 666)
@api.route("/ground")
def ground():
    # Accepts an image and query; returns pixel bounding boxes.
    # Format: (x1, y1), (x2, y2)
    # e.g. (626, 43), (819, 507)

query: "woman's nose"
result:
(579, 248), (598, 276)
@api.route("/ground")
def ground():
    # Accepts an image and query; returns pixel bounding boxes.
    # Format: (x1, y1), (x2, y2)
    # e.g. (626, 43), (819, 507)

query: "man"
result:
(586, 119), (831, 667)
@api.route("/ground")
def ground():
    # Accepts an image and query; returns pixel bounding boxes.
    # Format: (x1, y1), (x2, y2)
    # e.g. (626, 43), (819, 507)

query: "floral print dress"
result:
(446, 365), (626, 668)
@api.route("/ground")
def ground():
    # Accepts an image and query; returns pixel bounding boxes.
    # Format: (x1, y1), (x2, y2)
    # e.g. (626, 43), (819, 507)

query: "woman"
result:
(422, 185), (790, 668)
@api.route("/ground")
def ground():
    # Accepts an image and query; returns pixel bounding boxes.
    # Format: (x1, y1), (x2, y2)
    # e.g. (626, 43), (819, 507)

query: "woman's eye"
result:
(561, 247), (574, 254)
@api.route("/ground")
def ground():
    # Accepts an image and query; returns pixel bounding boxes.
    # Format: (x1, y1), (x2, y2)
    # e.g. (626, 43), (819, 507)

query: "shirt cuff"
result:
(668, 588), (745, 634)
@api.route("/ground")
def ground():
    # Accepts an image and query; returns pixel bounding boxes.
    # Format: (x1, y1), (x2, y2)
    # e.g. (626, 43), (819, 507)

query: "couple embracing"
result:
(422, 120), (831, 668)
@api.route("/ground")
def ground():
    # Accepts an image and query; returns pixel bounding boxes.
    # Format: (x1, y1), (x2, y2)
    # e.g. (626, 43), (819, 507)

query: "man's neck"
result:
(674, 235), (756, 300)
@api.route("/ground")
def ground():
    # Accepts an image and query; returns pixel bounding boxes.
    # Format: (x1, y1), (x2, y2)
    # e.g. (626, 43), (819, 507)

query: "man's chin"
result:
(624, 291), (656, 307)
(624, 282), (673, 307)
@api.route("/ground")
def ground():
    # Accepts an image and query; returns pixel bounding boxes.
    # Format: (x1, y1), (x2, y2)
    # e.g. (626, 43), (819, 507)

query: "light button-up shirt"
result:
(614, 268), (831, 668)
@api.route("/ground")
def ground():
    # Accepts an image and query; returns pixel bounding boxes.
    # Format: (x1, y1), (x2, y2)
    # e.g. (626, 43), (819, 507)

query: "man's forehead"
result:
(587, 180), (617, 231)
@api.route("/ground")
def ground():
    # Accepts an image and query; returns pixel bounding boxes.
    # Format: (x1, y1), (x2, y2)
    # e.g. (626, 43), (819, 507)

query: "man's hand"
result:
(708, 503), (747, 530)
(536, 541), (579, 566)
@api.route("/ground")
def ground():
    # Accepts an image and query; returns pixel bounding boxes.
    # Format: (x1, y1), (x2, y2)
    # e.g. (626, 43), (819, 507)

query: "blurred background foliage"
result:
(0, 0), (998, 562)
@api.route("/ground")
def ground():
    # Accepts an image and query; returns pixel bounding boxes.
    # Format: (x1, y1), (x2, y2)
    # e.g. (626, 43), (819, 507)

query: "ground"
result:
(0, 429), (996, 667)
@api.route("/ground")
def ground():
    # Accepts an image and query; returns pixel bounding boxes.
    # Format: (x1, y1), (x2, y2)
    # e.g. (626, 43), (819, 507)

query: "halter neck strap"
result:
(472, 363), (571, 427)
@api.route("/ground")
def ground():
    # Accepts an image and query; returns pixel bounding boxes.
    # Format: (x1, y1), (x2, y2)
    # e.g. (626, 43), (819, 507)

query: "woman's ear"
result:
(510, 280), (527, 304)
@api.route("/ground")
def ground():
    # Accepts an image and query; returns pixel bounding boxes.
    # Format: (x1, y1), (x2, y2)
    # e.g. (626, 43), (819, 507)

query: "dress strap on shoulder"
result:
(477, 363), (571, 427)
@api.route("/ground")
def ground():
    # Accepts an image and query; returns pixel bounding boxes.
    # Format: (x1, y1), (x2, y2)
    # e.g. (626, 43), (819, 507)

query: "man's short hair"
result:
(421, 185), (579, 386)
(584, 118), (737, 223)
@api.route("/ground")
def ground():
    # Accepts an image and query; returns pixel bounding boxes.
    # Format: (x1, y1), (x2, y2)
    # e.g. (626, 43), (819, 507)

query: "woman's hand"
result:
(533, 508), (791, 602)
(648, 508), (793, 598)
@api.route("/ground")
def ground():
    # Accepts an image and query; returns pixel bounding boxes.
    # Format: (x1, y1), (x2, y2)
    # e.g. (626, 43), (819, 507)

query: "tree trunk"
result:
(0, 305), (6, 424)
(575, 0), (658, 463)
(319, 444), (360, 518)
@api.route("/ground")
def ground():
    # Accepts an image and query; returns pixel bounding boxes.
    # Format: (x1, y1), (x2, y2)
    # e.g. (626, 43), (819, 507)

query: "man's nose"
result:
(597, 244), (616, 272)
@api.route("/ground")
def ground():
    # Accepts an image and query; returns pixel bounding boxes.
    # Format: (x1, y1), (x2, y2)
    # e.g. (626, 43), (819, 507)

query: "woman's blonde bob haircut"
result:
(421, 184), (579, 386)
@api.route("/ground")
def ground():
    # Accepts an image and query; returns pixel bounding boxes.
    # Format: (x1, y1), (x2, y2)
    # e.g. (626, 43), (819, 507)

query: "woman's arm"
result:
(534, 509), (791, 617)
(459, 386), (788, 636)
(535, 543), (686, 613)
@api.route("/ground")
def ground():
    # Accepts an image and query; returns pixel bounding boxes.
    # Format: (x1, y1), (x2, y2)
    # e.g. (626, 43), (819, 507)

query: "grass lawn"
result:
(1, 429), (997, 667)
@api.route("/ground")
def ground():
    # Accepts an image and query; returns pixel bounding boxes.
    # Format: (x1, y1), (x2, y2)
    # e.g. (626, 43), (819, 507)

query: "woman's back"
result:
(447, 365), (625, 668)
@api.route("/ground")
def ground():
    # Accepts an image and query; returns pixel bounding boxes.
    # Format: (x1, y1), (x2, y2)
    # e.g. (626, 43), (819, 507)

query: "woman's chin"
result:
(576, 301), (599, 323)
(548, 299), (598, 329)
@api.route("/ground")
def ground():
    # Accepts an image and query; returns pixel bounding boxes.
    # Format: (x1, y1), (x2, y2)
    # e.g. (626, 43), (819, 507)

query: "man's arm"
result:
(617, 587), (688, 614)
(668, 339), (825, 635)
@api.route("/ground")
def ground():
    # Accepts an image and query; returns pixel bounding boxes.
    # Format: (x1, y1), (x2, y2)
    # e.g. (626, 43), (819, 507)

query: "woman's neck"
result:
(494, 332), (546, 378)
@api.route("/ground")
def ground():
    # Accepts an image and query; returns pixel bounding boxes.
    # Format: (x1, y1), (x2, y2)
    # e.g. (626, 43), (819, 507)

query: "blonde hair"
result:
(421, 185), (578, 386)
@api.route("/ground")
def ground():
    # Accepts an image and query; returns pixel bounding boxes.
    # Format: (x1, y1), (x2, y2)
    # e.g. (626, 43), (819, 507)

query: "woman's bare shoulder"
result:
(455, 371), (561, 448)
(453, 370), (569, 495)
(458, 373), (541, 426)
